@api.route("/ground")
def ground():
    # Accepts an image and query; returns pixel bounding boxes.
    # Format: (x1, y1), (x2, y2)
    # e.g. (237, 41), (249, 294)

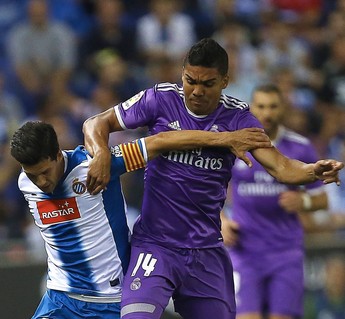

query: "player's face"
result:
(22, 151), (64, 193)
(182, 64), (229, 115)
(250, 91), (285, 138)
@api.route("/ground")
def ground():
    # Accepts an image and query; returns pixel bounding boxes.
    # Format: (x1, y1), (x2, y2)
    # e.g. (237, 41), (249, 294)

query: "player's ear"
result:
(222, 74), (230, 89)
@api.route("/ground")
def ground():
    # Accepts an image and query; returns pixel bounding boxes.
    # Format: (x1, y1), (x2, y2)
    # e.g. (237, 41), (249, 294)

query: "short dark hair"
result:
(183, 38), (229, 76)
(10, 121), (60, 165)
(251, 83), (283, 101)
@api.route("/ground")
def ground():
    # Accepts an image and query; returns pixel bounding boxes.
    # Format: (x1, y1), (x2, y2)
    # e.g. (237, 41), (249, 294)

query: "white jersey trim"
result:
(114, 104), (127, 129)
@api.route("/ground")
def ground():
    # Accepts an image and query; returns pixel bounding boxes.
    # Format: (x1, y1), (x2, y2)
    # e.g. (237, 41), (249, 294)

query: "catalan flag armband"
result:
(119, 138), (147, 172)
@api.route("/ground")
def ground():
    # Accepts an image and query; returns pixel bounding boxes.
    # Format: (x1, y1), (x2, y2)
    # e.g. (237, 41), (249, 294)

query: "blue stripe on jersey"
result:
(102, 177), (131, 274)
(104, 143), (146, 274)
(47, 222), (97, 291)
(103, 140), (147, 274)
(65, 146), (89, 175)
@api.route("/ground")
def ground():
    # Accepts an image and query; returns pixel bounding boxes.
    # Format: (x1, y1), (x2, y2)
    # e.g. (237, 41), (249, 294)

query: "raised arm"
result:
(83, 108), (122, 194)
(83, 108), (122, 156)
(144, 129), (272, 162)
(252, 146), (344, 185)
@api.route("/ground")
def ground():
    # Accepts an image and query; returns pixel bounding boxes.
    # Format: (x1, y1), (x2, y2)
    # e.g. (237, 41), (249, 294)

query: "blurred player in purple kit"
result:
(222, 84), (329, 319)
(11, 120), (267, 319)
(83, 38), (344, 319)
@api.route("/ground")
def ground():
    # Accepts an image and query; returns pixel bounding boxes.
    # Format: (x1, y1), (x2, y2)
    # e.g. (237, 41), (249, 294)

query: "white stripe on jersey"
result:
(156, 82), (184, 97)
(221, 95), (249, 110)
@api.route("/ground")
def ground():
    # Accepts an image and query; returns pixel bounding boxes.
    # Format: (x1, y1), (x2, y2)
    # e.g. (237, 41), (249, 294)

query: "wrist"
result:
(301, 193), (312, 210)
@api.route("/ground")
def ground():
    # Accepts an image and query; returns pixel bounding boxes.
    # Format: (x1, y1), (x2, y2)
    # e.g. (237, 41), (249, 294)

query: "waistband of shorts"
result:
(67, 292), (121, 303)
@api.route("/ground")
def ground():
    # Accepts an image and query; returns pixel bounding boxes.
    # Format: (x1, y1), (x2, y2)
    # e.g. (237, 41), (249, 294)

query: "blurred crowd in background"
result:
(0, 0), (344, 317)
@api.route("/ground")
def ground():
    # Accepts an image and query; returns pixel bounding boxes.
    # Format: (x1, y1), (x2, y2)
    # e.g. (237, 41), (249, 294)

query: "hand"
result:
(86, 149), (111, 195)
(221, 219), (240, 247)
(225, 128), (272, 167)
(278, 190), (304, 213)
(314, 159), (344, 185)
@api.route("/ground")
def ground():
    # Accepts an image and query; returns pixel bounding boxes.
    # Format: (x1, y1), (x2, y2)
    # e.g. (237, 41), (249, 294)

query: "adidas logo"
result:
(168, 121), (181, 130)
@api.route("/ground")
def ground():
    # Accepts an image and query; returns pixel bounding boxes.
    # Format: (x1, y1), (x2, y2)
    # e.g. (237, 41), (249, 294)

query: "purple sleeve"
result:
(234, 108), (264, 130)
(114, 88), (158, 129)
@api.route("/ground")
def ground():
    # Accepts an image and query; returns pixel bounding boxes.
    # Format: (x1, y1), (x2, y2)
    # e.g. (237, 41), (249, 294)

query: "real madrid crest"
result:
(72, 178), (86, 195)
(130, 277), (142, 291)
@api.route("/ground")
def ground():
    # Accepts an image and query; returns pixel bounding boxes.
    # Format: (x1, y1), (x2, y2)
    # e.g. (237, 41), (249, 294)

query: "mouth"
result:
(190, 99), (204, 107)
(40, 185), (53, 193)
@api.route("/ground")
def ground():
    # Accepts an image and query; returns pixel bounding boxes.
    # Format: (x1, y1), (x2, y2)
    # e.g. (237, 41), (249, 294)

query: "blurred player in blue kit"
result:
(83, 38), (344, 319)
(10, 120), (271, 319)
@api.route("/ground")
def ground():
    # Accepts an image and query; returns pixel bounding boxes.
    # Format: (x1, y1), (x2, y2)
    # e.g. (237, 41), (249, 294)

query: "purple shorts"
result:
(120, 242), (236, 319)
(230, 248), (304, 317)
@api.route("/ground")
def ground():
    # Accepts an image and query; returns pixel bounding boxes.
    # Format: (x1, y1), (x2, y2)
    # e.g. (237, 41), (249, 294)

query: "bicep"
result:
(99, 107), (123, 132)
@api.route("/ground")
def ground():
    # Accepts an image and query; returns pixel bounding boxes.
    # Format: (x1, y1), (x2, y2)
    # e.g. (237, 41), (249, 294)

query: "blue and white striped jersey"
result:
(18, 140), (147, 298)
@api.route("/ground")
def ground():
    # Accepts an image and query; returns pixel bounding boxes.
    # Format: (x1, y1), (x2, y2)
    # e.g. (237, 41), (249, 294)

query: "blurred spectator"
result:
(0, 0), (27, 60)
(269, 0), (322, 18)
(318, 35), (345, 109)
(92, 49), (141, 100)
(144, 56), (181, 87)
(0, 70), (25, 240)
(257, 17), (315, 87)
(6, 0), (77, 116)
(0, 71), (24, 142)
(135, 0), (196, 64)
(217, 20), (264, 102)
(49, 0), (94, 39)
(304, 254), (345, 319)
(75, 0), (136, 97)
(270, 66), (317, 112)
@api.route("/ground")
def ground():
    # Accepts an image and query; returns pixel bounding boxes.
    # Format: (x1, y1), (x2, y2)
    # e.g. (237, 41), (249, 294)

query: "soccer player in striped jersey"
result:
(221, 84), (329, 319)
(10, 120), (272, 319)
(83, 38), (344, 319)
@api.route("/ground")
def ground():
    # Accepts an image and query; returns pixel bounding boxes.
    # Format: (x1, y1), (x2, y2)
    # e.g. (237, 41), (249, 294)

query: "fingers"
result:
(86, 174), (109, 195)
(322, 177), (341, 186)
(237, 154), (253, 167)
(315, 160), (344, 186)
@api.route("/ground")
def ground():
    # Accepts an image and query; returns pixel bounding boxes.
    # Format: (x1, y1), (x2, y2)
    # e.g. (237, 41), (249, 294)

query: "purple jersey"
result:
(230, 126), (324, 253)
(114, 83), (262, 248)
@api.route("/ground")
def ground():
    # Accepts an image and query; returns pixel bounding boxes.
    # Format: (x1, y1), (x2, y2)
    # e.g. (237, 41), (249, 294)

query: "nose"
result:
(36, 174), (48, 189)
(192, 85), (205, 97)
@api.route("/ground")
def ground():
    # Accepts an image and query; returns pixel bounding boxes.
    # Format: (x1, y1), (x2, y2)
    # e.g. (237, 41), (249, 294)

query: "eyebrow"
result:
(185, 74), (217, 85)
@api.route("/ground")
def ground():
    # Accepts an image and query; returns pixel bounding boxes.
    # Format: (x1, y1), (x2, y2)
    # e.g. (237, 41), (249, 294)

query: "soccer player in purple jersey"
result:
(11, 120), (267, 319)
(221, 84), (329, 319)
(83, 38), (344, 319)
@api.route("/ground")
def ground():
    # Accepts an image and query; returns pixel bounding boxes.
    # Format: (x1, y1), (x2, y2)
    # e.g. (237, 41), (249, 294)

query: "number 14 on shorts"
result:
(131, 253), (158, 277)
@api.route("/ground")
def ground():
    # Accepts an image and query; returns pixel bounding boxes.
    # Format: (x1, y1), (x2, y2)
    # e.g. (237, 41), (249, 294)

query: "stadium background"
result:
(0, 1), (344, 318)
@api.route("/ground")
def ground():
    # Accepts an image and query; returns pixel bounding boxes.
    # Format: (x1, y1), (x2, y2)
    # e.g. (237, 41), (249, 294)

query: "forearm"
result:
(144, 130), (229, 159)
(253, 147), (318, 185)
(272, 158), (317, 185)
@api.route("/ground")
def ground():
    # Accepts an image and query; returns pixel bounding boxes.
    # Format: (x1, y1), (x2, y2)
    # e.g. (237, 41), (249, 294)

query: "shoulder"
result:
(282, 127), (311, 146)
(64, 146), (90, 173)
(220, 94), (250, 111)
(149, 83), (184, 105)
(155, 82), (183, 95)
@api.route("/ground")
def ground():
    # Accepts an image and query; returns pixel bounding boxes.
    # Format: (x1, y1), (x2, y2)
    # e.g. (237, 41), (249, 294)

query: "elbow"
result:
(82, 117), (93, 134)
